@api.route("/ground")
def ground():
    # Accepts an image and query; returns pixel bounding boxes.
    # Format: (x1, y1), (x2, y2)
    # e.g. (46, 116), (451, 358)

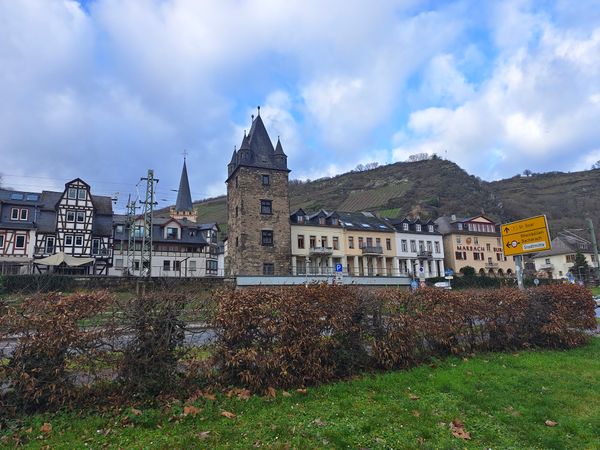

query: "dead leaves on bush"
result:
(545, 420), (558, 427)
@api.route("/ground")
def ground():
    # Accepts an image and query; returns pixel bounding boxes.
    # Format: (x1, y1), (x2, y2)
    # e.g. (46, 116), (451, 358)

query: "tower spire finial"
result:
(257, 105), (260, 116)
(182, 149), (188, 161)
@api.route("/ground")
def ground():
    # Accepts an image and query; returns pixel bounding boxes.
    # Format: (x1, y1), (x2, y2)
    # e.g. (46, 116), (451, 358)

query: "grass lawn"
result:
(591, 286), (600, 296)
(3, 339), (600, 449)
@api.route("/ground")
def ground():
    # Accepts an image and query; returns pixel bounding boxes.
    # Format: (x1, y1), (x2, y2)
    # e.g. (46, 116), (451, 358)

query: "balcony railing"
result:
(540, 263), (554, 270)
(361, 245), (383, 255)
(309, 246), (334, 255)
(417, 250), (433, 259)
(485, 262), (499, 268)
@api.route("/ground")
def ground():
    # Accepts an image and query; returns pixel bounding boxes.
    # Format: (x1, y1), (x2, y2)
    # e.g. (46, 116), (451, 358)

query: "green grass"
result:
(591, 287), (600, 296)
(3, 339), (600, 449)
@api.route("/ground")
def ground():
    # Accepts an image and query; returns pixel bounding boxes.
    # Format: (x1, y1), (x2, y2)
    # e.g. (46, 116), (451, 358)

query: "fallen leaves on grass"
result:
(296, 388), (308, 394)
(266, 387), (277, 398)
(40, 423), (52, 434)
(221, 411), (237, 419)
(198, 431), (211, 440)
(282, 391), (292, 397)
(226, 388), (252, 400)
(409, 394), (420, 400)
(545, 420), (558, 427)
(131, 407), (142, 416)
(412, 410), (421, 417)
(183, 405), (202, 417)
(313, 418), (326, 427)
(450, 419), (471, 440)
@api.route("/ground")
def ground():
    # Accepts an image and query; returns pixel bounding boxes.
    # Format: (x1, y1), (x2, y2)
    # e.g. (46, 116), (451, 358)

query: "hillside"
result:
(189, 159), (600, 237)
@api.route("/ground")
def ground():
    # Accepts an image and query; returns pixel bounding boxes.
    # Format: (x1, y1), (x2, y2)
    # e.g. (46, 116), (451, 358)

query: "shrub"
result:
(211, 284), (367, 391)
(0, 291), (114, 413)
(117, 291), (189, 397)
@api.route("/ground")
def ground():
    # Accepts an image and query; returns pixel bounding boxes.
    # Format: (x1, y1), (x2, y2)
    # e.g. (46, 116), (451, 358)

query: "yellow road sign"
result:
(501, 215), (551, 256)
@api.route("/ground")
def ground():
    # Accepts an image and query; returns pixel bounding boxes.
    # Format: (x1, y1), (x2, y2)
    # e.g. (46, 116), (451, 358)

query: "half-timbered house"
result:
(33, 179), (114, 274)
(0, 189), (40, 274)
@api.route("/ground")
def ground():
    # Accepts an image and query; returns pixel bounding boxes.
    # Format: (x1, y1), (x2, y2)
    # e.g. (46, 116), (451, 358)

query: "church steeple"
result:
(171, 157), (197, 222)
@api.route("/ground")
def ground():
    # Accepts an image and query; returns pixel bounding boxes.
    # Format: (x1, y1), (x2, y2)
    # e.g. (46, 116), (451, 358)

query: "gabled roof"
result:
(175, 159), (193, 212)
(534, 234), (595, 257)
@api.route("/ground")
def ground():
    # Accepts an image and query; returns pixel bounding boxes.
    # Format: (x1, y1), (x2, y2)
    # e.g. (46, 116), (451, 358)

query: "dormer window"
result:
(166, 227), (178, 239)
(402, 223), (409, 231)
(416, 224), (422, 232)
(428, 225), (434, 232)
(78, 189), (86, 200)
(458, 223), (463, 231)
(319, 217), (325, 225)
(297, 216), (304, 223)
(68, 188), (77, 199)
(11, 208), (19, 220)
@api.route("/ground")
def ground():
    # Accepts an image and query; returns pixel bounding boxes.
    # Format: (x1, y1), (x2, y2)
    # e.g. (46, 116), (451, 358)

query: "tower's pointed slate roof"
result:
(175, 159), (193, 212)
(226, 109), (290, 181)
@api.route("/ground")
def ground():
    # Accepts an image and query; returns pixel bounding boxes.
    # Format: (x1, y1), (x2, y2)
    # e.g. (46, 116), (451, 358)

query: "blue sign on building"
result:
(335, 263), (343, 273)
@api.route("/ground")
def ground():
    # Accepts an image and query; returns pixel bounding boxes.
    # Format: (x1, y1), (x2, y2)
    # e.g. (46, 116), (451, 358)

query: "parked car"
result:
(593, 295), (600, 308)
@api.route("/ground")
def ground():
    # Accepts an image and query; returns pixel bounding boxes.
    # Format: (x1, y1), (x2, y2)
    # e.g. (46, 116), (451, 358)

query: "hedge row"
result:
(212, 284), (596, 390)
(0, 284), (596, 415)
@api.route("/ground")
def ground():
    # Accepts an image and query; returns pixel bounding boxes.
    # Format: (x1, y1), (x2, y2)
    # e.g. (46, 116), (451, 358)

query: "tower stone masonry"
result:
(226, 110), (292, 276)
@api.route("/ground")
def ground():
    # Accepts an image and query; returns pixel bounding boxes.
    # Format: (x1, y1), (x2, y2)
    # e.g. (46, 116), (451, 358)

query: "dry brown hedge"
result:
(0, 284), (595, 414)
(212, 284), (596, 390)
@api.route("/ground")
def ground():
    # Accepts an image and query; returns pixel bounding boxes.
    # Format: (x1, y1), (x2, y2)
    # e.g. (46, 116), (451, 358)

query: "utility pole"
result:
(586, 218), (600, 284)
(125, 195), (138, 276)
(139, 170), (158, 277)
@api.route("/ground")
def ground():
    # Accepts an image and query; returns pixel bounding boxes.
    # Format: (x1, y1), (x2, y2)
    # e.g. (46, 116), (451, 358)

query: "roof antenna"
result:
(257, 105), (261, 116)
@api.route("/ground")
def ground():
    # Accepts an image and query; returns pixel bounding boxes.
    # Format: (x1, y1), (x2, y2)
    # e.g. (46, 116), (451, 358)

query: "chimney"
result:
(451, 214), (456, 221)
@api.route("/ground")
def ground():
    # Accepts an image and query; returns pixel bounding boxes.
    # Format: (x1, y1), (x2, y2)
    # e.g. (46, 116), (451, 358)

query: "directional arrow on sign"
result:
(503, 227), (510, 233)
(506, 240), (520, 248)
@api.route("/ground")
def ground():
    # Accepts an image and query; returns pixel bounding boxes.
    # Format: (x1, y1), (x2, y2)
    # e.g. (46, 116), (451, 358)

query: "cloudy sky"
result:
(1, 0), (599, 211)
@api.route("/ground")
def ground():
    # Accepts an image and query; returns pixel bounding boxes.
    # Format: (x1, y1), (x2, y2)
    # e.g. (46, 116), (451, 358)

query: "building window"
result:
(77, 189), (86, 200)
(189, 260), (197, 271)
(486, 243), (491, 251)
(416, 224), (422, 232)
(260, 199), (272, 214)
(235, 237), (239, 247)
(309, 235), (316, 248)
(92, 239), (100, 255)
(321, 236), (328, 247)
(236, 206), (239, 217)
(401, 239), (407, 252)
(163, 260), (171, 271)
(262, 174), (270, 186)
(455, 251), (466, 260)
(319, 217), (325, 225)
(20, 209), (28, 221)
(262, 263), (274, 275)
(426, 241), (432, 252)
(358, 237), (364, 248)
(333, 236), (339, 250)
(566, 254), (576, 263)
(68, 188), (77, 199)
(418, 240), (424, 252)
(206, 259), (218, 274)
(65, 235), (73, 246)
(261, 230), (273, 246)
(348, 236), (354, 249)
(0, 235), (4, 250)
(456, 236), (462, 244)
(458, 223), (463, 231)
(428, 225), (434, 232)
(134, 260), (140, 270)
(375, 238), (380, 248)
(174, 260), (181, 271)
(11, 208), (19, 220)
(410, 240), (416, 252)
(474, 237), (479, 244)
(297, 235), (305, 249)
(115, 258), (123, 269)
(402, 223), (409, 231)
(434, 242), (440, 253)
(76, 211), (85, 223)
(66, 211), (75, 222)
(116, 224), (124, 233)
(15, 235), (25, 249)
(166, 227), (178, 239)
(545, 258), (551, 264)
(75, 235), (83, 247)
(473, 252), (484, 260)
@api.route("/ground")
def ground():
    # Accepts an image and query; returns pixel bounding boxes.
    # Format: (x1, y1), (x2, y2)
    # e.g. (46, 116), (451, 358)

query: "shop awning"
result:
(34, 252), (95, 267)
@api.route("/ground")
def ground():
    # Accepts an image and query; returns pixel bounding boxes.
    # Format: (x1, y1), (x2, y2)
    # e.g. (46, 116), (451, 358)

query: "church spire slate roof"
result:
(227, 109), (289, 180)
(175, 159), (193, 212)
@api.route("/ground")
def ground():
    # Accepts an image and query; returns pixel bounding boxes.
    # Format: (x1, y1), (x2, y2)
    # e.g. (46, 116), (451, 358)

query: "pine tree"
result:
(569, 251), (590, 281)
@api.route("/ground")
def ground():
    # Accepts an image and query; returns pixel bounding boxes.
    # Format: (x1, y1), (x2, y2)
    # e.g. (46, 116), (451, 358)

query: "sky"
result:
(1, 0), (600, 212)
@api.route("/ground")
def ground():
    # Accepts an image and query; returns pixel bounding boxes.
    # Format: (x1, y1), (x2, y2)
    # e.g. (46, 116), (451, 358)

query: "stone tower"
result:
(170, 158), (197, 222)
(226, 109), (291, 276)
